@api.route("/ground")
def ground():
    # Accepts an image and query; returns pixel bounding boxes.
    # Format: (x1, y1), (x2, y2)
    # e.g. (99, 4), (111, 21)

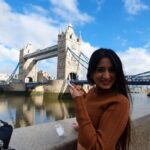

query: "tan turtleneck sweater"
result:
(74, 87), (130, 150)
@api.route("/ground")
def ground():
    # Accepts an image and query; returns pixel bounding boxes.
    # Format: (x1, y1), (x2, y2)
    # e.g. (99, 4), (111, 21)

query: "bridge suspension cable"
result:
(133, 71), (150, 77)
(126, 71), (150, 80)
(7, 62), (20, 82)
(80, 52), (89, 62)
(67, 48), (89, 69)
(67, 48), (89, 64)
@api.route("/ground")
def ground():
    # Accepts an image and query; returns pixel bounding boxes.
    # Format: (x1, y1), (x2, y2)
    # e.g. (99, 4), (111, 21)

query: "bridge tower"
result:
(18, 43), (37, 82)
(57, 24), (81, 80)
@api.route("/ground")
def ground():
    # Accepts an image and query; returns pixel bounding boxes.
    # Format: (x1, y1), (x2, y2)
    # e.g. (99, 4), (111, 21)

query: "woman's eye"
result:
(96, 67), (104, 72)
(109, 68), (115, 72)
(96, 67), (115, 73)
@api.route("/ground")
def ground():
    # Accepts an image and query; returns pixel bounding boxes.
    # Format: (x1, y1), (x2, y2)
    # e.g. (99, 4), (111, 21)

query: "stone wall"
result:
(130, 115), (150, 150)
(33, 80), (69, 94)
(10, 118), (77, 150)
(32, 80), (92, 94)
(4, 82), (25, 92)
(10, 115), (150, 150)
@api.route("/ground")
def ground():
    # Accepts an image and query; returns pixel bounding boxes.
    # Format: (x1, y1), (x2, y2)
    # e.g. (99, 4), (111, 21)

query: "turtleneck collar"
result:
(93, 85), (117, 97)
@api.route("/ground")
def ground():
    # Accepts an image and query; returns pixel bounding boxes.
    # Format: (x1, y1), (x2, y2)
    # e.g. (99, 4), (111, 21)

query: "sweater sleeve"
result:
(74, 96), (129, 150)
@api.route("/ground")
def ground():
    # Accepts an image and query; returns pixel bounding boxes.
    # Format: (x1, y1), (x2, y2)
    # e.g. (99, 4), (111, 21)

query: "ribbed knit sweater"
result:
(74, 87), (130, 150)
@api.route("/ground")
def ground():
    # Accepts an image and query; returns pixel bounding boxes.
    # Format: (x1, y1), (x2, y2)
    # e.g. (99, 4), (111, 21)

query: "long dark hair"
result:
(87, 48), (131, 150)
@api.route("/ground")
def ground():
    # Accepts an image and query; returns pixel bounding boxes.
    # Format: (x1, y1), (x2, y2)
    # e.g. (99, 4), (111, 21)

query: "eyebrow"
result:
(96, 66), (114, 68)
(96, 66), (115, 71)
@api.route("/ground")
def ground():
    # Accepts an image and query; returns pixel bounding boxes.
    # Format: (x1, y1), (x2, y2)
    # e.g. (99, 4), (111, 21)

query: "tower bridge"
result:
(18, 24), (81, 83)
(0, 25), (150, 92)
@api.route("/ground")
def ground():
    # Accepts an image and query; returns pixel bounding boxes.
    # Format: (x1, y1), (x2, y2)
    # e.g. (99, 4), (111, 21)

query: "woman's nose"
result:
(103, 70), (110, 78)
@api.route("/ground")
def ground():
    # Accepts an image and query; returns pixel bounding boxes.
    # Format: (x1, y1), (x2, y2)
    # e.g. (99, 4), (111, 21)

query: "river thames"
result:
(0, 93), (150, 128)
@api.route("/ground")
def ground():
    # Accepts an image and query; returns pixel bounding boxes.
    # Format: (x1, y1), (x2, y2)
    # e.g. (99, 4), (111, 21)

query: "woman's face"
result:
(92, 57), (116, 90)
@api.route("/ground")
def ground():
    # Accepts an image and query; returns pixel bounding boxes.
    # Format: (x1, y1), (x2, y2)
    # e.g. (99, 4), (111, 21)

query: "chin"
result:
(101, 87), (111, 90)
(99, 85), (113, 90)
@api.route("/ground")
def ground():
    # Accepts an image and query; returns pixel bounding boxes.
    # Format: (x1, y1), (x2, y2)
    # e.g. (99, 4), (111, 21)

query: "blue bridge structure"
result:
(25, 71), (150, 89)
(25, 47), (150, 88)
(1, 47), (150, 89)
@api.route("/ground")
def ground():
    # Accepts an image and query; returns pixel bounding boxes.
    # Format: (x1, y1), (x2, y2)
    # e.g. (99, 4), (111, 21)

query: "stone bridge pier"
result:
(18, 43), (37, 83)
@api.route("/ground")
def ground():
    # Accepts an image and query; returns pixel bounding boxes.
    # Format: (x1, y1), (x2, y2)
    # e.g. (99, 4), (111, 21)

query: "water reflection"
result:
(0, 93), (150, 128)
(0, 93), (75, 128)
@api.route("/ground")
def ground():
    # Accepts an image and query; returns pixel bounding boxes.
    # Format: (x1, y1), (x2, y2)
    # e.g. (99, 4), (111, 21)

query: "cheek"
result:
(92, 72), (101, 80)
(112, 74), (116, 81)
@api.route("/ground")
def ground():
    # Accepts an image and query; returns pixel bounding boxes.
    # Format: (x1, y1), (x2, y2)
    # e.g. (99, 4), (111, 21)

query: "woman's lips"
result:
(101, 80), (111, 85)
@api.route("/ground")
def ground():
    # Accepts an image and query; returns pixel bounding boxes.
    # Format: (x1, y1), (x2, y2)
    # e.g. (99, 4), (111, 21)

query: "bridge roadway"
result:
(70, 80), (150, 85)
(23, 45), (58, 61)
(25, 79), (150, 89)
(26, 81), (49, 88)
(126, 71), (150, 81)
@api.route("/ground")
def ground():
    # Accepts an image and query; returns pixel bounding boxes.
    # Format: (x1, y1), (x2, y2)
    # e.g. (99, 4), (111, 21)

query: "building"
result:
(0, 73), (9, 81)
(37, 71), (51, 82)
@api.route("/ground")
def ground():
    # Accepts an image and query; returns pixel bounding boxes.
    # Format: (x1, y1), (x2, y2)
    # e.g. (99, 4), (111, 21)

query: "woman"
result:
(69, 48), (131, 150)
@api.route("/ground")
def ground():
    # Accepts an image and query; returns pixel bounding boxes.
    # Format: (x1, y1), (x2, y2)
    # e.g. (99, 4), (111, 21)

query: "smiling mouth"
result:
(101, 81), (111, 85)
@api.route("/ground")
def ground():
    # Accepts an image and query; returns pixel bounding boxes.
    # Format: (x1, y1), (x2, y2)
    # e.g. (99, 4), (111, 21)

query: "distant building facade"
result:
(37, 71), (51, 82)
(0, 73), (9, 81)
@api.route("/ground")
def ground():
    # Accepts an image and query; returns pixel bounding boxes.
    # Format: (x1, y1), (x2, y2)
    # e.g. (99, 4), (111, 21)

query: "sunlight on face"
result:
(92, 57), (116, 90)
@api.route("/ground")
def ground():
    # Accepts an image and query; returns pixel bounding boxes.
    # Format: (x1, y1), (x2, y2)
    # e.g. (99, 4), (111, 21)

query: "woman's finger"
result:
(72, 122), (79, 132)
(69, 86), (84, 98)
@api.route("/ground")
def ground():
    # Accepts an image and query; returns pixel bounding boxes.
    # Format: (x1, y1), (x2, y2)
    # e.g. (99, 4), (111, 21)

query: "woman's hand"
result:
(69, 85), (85, 98)
(72, 122), (79, 132)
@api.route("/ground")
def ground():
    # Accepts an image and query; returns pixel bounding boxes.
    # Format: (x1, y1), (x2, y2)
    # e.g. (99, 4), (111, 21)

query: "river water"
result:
(0, 93), (150, 128)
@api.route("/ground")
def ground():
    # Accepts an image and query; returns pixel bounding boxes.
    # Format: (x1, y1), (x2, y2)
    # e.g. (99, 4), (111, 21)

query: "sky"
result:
(0, 0), (150, 79)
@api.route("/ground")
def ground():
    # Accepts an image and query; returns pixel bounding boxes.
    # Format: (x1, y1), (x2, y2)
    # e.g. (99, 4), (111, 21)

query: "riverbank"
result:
(0, 80), (91, 95)
(9, 114), (150, 150)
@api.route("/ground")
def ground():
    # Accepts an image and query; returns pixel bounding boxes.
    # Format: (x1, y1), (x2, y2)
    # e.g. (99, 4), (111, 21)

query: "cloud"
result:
(0, 0), (59, 50)
(49, 0), (94, 24)
(0, 0), (60, 74)
(115, 36), (128, 47)
(96, 0), (105, 11)
(0, 63), (16, 75)
(0, 44), (19, 74)
(26, 5), (49, 16)
(118, 47), (150, 75)
(144, 41), (150, 49)
(0, 0), (94, 75)
(0, 44), (19, 62)
(123, 0), (149, 15)
(79, 41), (97, 79)
(80, 43), (150, 79)
(81, 41), (97, 57)
(0, 0), (150, 79)
(79, 43), (150, 79)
